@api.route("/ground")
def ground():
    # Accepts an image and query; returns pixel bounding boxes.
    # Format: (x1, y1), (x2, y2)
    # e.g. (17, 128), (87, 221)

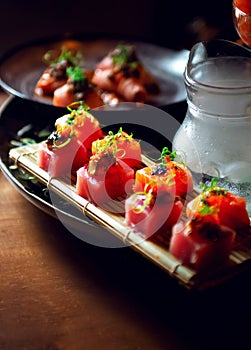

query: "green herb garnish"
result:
(200, 177), (219, 193)
(67, 100), (90, 114)
(131, 191), (154, 214)
(43, 46), (83, 66)
(94, 127), (132, 157)
(66, 66), (86, 82)
(160, 147), (177, 164)
(198, 203), (215, 216)
(197, 177), (228, 216)
(111, 44), (139, 68)
(66, 101), (92, 126)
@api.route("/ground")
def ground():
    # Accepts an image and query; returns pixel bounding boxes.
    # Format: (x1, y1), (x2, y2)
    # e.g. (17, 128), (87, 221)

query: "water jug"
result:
(172, 39), (251, 215)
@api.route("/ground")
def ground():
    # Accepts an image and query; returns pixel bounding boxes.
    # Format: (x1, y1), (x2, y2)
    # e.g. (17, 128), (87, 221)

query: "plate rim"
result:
(0, 95), (106, 230)
(0, 33), (189, 107)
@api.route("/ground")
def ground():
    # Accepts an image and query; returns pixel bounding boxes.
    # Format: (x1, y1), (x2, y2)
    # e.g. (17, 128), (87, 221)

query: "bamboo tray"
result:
(9, 143), (251, 290)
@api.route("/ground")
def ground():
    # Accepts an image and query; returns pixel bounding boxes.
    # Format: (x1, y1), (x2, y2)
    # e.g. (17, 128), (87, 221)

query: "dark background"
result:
(1, 3), (251, 350)
(0, 0), (237, 55)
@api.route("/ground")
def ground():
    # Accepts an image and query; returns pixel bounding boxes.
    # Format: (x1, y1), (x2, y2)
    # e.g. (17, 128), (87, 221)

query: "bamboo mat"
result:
(9, 143), (251, 290)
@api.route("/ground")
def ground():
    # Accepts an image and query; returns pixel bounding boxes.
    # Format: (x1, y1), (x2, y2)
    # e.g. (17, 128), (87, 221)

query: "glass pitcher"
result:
(172, 39), (251, 215)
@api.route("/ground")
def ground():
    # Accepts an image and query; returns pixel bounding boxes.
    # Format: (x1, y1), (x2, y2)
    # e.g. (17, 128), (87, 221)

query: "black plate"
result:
(0, 95), (187, 248)
(0, 35), (189, 107)
(0, 96), (130, 247)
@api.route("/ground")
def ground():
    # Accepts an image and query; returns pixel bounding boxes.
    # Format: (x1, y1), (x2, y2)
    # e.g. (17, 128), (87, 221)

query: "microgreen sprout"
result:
(107, 127), (133, 143)
(197, 177), (227, 216)
(200, 177), (219, 193)
(66, 101), (92, 125)
(149, 172), (176, 188)
(160, 147), (177, 164)
(200, 177), (227, 196)
(66, 66), (86, 82)
(147, 146), (177, 166)
(47, 101), (94, 149)
(94, 127), (133, 157)
(131, 190), (154, 214)
(111, 44), (139, 68)
(43, 46), (83, 66)
(46, 126), (74, 150)
(198, 203), (215, 216)
(53, 136), (72, 149)
(67, 100), (90, 113)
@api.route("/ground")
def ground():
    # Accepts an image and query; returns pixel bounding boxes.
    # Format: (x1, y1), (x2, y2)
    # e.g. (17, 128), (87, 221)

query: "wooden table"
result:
(1, 89), (251, 350)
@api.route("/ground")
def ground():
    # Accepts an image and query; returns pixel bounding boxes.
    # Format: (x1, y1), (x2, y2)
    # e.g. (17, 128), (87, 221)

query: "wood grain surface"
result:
(1, 89), (251, 350)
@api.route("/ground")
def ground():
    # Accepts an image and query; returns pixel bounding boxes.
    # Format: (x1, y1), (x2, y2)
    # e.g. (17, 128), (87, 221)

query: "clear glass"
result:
(233, 1), (251, 48)
(172, 39), (251, 215)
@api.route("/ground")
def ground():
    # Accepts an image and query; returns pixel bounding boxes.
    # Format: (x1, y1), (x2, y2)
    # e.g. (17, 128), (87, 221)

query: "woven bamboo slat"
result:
(9, 143), (251, 290)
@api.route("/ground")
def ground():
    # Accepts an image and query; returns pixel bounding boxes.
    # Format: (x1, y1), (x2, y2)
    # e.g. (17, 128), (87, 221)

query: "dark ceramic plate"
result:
(0, 95), (187, 248)
(0, 35), (189, 107)
(0, 96), (128, 247)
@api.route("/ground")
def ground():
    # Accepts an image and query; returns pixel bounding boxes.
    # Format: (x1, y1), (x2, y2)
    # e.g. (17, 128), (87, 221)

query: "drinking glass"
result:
(233, 0), (251, 47)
